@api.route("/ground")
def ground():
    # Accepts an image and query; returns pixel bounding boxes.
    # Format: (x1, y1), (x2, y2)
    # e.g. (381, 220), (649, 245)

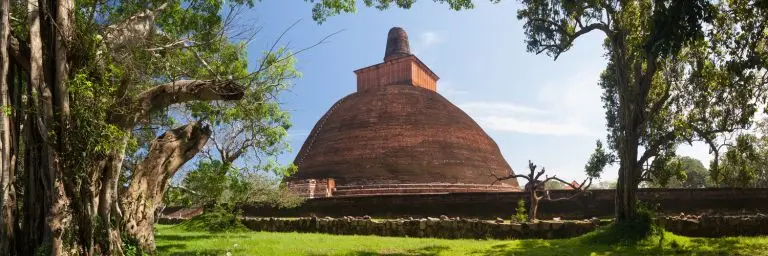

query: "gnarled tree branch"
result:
(133, 79), (245, 123)
(120, 122), (211, 253)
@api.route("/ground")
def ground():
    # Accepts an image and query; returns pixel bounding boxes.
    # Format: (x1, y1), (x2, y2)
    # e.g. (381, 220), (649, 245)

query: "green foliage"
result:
(165, 160), (304, 209)
(587, 203), (659, 244)
(121, 235), (149, 256)
(514, 199), (527, 223)
(712, 132), (768, 188)
(305, 0), (499, 23)
(517, 0), (768, 220)
(33, 242), (51, 256)
(646, 156), (711, 188)
(177, 205), (248, 233)
(584, 140), (614, 179)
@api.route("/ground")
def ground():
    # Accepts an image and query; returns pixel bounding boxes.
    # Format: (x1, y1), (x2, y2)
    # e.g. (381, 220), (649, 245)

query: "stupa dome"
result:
(288, 27), (519, 196)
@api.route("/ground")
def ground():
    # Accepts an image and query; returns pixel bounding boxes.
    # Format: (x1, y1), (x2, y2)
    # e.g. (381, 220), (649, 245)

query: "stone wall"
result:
(659, 214), (768, 237)
(238, 188), (768, 219)
(213, 217), (596, 239)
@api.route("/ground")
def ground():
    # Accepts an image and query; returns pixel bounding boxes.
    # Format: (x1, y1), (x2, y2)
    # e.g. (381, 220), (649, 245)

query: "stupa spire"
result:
(355, 27), (438, 92)
(384, 27), (411, 62)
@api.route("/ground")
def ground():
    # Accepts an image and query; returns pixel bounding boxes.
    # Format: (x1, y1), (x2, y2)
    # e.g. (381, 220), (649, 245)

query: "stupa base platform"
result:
(287, 179), (520, 199)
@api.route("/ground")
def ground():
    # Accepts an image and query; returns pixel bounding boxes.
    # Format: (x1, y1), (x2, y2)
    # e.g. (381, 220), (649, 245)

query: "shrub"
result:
(585, 202), (660, 245)
(178, 205), (248, 233)
(514, 199), (528, 223)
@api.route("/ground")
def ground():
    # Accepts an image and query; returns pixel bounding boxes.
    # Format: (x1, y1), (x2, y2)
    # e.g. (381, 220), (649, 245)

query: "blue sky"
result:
(238, 0), (713, 184)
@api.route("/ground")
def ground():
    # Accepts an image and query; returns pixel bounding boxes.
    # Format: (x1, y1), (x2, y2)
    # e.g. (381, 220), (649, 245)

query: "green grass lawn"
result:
(155, 224), (768, 256)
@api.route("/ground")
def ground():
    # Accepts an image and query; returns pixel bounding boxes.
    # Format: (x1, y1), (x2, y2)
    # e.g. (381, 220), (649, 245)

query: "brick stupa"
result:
(287, 27), (520, 198)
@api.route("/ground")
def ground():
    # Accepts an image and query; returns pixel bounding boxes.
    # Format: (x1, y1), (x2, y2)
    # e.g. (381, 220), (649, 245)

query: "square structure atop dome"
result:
(354, 55), (438, 92)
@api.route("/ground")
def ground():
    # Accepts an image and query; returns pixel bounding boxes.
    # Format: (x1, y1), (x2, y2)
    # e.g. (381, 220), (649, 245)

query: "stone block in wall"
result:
(159, 216), (600, 240)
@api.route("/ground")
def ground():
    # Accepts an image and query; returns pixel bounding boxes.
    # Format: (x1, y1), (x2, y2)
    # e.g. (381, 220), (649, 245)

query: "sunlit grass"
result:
(155, 224), (768, 256)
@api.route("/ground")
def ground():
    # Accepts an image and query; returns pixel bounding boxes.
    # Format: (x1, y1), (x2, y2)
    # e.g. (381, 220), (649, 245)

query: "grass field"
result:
(155, 224), (768, 256)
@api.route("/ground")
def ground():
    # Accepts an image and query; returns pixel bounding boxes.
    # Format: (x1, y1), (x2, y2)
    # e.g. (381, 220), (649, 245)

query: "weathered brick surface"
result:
(286, 178), (336, 198)
(290, 26), (514, 193)
(289, 84), (518, 190)
(354, 55), (438, 92)
(384, 27), (411, 62)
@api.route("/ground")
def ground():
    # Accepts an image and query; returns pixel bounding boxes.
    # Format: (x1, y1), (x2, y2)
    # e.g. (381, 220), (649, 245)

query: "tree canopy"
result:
(646, 156), (711, 188)
(516, 0), (768, 221)
(305, 0), (500, 23)
(711, 119), (768, 188)
(0, 0), (317, 254)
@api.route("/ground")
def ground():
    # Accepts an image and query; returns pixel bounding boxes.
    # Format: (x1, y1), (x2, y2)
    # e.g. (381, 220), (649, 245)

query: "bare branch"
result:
(489, 172), (529, 185)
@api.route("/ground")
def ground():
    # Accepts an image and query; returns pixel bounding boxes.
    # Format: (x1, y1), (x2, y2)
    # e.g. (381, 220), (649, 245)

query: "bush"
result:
(177, 205), (248, 233)
(514, 199), (528, 223)
(586, 203), (660, 245)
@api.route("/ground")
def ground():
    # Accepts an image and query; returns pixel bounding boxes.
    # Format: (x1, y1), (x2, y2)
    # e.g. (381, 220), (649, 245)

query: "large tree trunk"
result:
(26, 0), (64, 254)
(615, 160), (639, 222)
(95, 141), (128, 255)
(0, 0), (16, 253)
(609, 30), (644, 224)
(614, 97), (642, 223)
(615, 118), (639, 222)
(121, 122), (211, 253)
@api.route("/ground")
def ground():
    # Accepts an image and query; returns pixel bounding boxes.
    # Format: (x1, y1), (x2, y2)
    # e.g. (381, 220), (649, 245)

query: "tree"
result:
(712, 133), (768, 188)
(166, 160), (303, 210)
(515, 1), (768, 222)
(0, 0), (332, 254)
(0, 0), (14, 253)
(708, 118), (768, 188)
(304, 0), (498, 23)
(646, 156), (711, 188)
(492, 160), (593, 221)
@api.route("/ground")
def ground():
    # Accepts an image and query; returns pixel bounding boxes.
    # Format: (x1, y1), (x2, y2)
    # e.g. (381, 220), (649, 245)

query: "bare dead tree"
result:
(492, 160), (592, 221)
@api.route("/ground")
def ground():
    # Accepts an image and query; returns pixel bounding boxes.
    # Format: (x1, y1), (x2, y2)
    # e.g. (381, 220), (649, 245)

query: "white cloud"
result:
(419, 31), (443, 47)
(475, 115), (593, 136)
(459, 102), (547, 115)
(457, 67), (606, 137)
(438, 81), (469, 98)
(412, 31), (444, 55)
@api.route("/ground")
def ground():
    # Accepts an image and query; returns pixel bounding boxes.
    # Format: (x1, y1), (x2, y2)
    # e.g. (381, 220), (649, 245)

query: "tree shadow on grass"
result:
(155, 233), (248, 255)
(309, 245), (451, 256)
(162, 249), (229, 256)
(154, 234), (216, 241)
(156, 243), (186, 252)
(155, 233), (248, 242)
(473, 236), (765, 256)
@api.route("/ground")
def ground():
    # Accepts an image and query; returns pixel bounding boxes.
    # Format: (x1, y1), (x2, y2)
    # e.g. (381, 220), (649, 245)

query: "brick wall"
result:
(354, 56), (437, 92)
(286, 178), (335, 199)
(240, 188), (768, 219)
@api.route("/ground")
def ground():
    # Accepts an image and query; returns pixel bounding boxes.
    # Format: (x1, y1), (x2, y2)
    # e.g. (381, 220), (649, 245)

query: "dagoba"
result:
(287, 27), (520, 197)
